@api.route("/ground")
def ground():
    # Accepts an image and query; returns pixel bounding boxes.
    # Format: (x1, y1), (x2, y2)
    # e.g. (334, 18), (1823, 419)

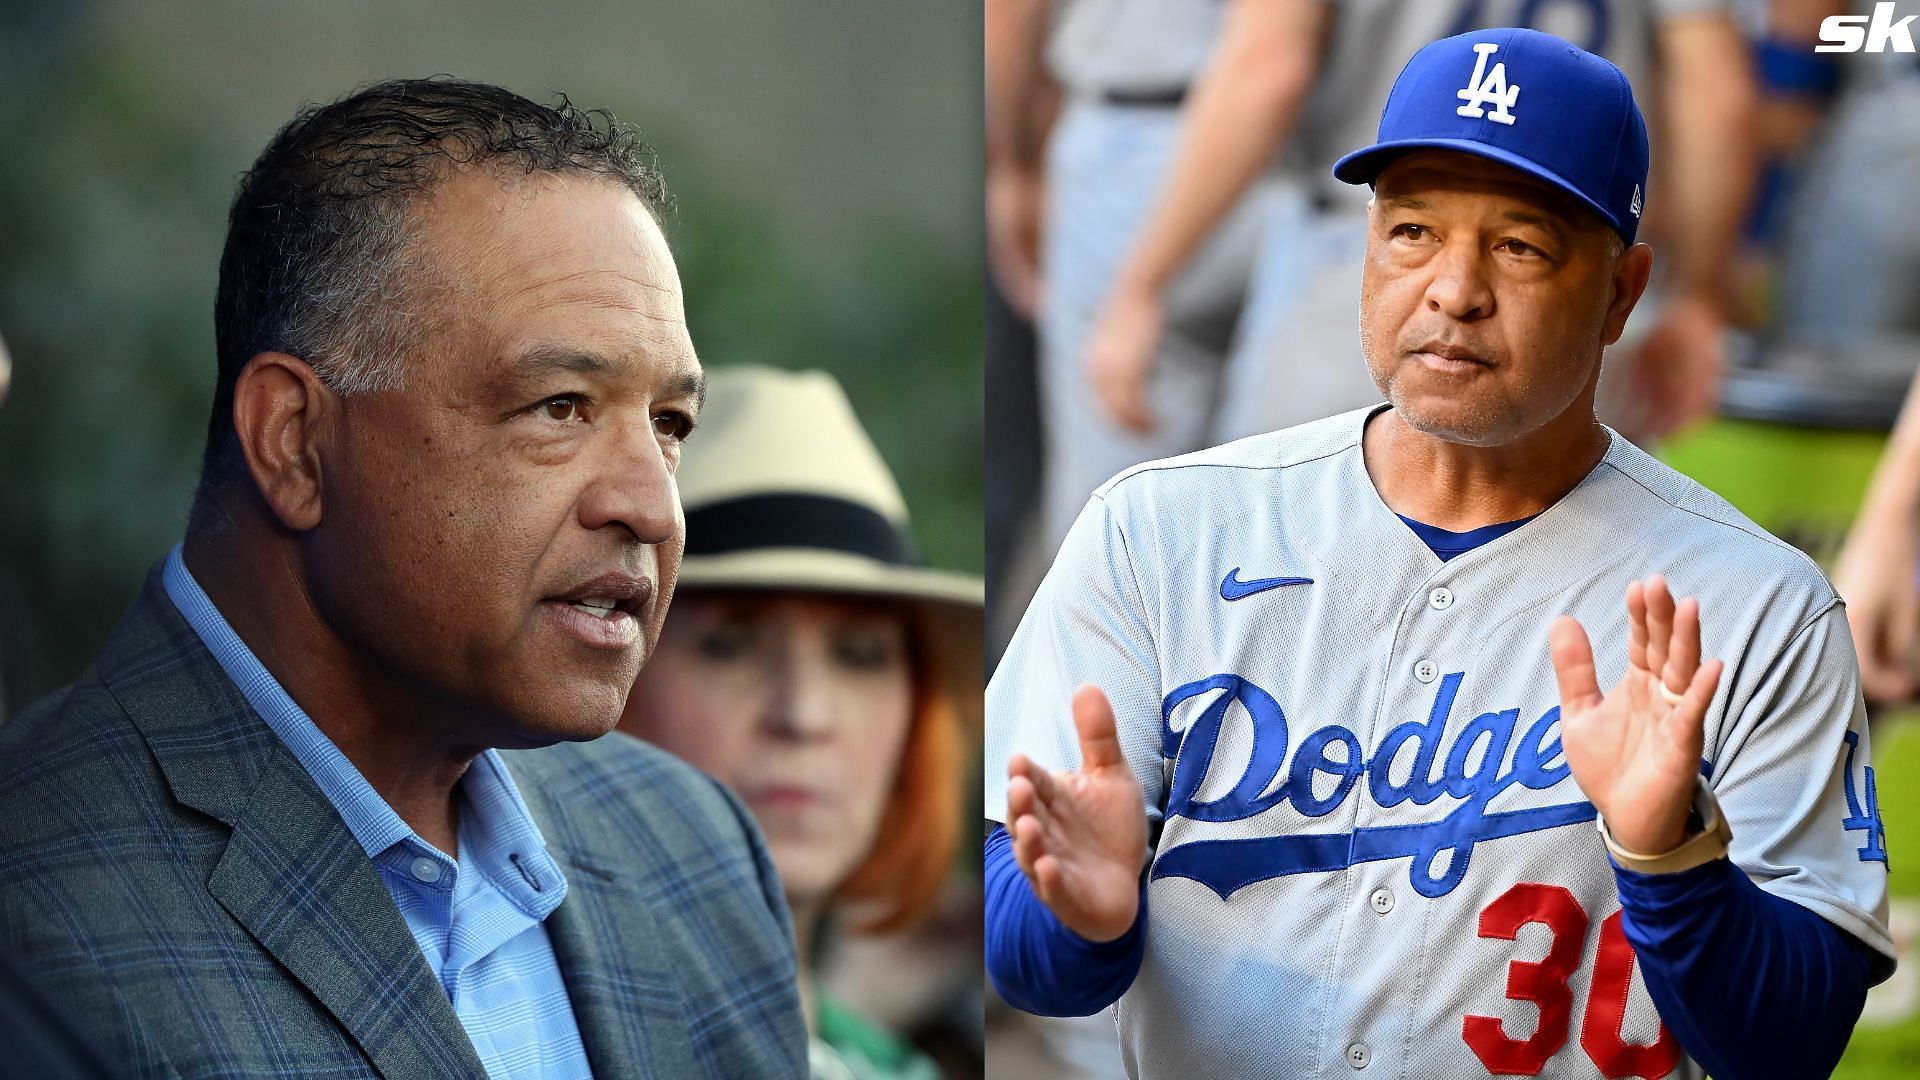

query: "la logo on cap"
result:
(1456, 42), (1520, 126)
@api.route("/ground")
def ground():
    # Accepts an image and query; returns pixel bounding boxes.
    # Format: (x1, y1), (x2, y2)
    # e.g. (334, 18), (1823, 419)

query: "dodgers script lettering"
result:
(1151, 672), (1596, 899)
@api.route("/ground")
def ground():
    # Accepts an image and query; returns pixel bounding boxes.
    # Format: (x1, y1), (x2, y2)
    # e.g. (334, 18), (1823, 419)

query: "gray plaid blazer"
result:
(0, 567), (808, 1078)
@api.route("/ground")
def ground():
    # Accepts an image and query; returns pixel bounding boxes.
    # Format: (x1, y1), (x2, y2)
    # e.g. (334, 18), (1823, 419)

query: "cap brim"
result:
(1332, 139), (1625, 238)
(670, 549), (984, 740)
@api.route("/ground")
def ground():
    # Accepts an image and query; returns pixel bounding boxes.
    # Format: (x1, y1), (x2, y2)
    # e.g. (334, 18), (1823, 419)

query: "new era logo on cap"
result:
(1333, 28), (1651, 243)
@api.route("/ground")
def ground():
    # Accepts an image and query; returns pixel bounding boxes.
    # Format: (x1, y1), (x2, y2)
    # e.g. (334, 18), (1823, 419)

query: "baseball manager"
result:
(984, 29), (1891, 1080)
(0, 79), (806, 1077)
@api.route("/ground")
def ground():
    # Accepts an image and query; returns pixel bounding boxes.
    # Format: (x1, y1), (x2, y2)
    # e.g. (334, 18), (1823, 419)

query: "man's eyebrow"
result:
(1380, 195), (1430, 212)
(509, 345), (631, 377)
(676, 370), (707, 412)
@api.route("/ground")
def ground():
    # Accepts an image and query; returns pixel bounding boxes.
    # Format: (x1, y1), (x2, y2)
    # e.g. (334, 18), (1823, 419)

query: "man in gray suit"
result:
(0, 79), (807, 1078)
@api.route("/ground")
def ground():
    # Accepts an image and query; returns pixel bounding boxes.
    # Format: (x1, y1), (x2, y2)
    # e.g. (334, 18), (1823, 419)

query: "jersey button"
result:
(1369, 888), (1393, 914)
(1428, 587), (1453, 610)
(1347, 1042), (1371, 1069)
(1413, 659), (1438, 684)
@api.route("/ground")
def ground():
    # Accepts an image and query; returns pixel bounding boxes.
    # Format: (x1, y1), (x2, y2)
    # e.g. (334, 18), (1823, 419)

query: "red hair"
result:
(830, 617), (964, 934)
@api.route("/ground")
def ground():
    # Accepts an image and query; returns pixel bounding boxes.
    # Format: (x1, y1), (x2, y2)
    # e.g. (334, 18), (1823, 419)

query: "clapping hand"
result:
(1005, 685), (1150, 942)
(1550, 575), (1724, 854)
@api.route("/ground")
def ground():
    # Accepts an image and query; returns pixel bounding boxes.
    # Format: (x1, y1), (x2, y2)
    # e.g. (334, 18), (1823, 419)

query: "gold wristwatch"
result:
(1597, 775), (1732, 874)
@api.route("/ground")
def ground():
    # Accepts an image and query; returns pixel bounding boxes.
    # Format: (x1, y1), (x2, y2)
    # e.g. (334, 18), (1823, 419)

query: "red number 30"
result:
(1461, 883), (1681, 1078)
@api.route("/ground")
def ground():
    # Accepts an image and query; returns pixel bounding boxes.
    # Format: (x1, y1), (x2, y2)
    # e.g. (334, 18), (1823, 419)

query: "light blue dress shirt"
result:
(163, 545), (594, 1078)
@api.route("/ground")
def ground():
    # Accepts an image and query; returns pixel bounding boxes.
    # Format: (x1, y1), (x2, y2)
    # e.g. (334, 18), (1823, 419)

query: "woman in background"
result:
(620, 366), (982, 1080)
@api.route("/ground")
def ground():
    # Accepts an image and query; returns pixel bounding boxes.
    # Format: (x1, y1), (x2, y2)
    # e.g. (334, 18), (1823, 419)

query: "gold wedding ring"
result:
(1657, 682), (1686, 706)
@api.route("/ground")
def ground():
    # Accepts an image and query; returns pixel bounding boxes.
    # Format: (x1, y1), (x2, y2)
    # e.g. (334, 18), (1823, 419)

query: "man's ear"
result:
(231, 352), (334, 532)
(1602, 243), (1655, 346)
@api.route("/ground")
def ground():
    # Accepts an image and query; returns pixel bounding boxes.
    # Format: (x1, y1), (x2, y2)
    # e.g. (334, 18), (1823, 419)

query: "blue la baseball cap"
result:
(1333, 27), (1650, 244)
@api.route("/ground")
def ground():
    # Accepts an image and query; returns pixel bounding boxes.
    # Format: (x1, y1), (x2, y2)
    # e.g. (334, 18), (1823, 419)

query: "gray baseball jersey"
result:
(985, 406), (1894, 1079)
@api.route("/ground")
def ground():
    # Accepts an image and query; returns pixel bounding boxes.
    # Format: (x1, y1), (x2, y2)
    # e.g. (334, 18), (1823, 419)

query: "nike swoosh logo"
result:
(1219, 568), (1314, 601)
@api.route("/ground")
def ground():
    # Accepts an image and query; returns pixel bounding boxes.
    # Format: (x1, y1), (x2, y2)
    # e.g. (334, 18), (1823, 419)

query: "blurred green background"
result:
(0, 0), (984, 712)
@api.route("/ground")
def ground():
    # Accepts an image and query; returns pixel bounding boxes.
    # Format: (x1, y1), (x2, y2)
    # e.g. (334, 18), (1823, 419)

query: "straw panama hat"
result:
(672, 365), (984, 713)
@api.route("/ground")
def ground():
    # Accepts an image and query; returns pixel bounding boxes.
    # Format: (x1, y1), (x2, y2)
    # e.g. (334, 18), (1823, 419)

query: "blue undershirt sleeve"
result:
(983, 825), (1148, 1017)
(1614, 857), (1876, 1079)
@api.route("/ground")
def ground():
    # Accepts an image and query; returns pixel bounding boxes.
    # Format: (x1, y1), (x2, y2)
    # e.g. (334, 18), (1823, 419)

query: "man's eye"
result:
(1498, 239), (1542, 258)
(1392, 223), (1429, 241)
(653, 411), (695, 442)
(534, 395), (585, 422)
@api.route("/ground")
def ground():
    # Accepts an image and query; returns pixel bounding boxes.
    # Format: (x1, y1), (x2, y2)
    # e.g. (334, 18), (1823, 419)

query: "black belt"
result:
(1100, 86), (1187, 108)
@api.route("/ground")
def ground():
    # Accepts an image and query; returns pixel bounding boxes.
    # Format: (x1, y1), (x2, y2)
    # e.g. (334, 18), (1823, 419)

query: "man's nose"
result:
(576, 417), (678, 545)
(1424, 242), (1495, 321)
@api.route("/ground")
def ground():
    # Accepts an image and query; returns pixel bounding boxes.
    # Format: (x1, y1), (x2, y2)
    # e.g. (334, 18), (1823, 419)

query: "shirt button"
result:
(1347, 1042), (1371, 1069)
(410, 856), (443, 883)
(1413, 659), (1438, 684)
(1369, 888), (1394, 915)
(1428, 587), (1454, 610)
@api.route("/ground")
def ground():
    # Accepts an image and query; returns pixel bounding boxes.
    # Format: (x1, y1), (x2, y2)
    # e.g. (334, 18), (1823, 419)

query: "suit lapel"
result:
(104, 570), (487, 1079)
(206, 752), (487, 1079)
(517, 768), (702, 1078)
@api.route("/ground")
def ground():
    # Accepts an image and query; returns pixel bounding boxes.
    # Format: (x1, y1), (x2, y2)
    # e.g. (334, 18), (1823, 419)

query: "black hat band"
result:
(683, 493), (920, 566)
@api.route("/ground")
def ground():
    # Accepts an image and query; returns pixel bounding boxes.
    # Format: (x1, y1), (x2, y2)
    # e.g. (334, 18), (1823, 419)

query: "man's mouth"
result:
(1411, 340), (1491, 367)
(550, 572), (653, 617)
(541, 572), (653, 650)
(568, 597), (621, 619)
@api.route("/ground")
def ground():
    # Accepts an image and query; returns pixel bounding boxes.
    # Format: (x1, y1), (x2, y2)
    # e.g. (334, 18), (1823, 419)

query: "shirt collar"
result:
(160, 544), (567, 915)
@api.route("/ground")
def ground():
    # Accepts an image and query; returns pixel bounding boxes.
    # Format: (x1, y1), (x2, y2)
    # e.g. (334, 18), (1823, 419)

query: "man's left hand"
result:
(1550, 574), (1725, 855)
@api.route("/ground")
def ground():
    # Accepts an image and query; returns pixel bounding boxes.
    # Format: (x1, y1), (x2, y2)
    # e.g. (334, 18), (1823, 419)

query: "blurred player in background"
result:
(620, 367), (983, 1080)
(1812, 22), (1920, 701)
(1747, 3), (1920, 704)
(985, 0), (1328, 557)
(1837, 369), (1920, 706)
(1767, 15), (1920, 348)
